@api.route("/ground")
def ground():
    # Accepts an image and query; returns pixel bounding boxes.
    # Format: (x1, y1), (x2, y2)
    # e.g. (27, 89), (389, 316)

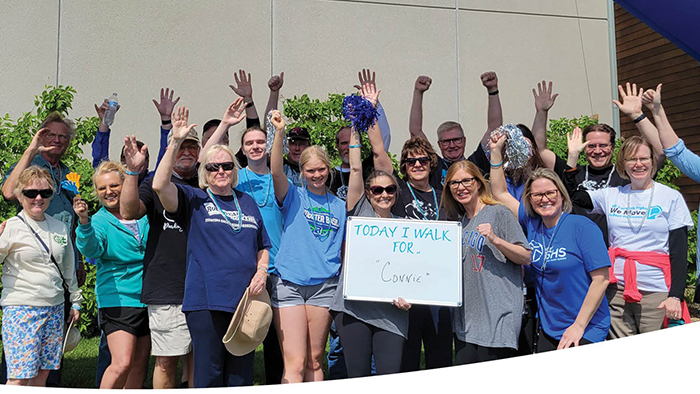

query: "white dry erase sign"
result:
(343, 216), (462, 307)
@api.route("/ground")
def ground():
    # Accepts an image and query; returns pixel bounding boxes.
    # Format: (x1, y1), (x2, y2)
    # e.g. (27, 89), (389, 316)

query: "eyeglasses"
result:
(624, 156), (652, 165)
(45, 133), (70, 142)
(529, 190), (559, 202)
(369, 185), (398, 196)
(204, 162), (235, 172)
(22, 189), (54, 199)
(447, 177), (477, 189)
(585, 143), (611, 151)
(403, 157), (431, 166)
(438, 137), (465, 147)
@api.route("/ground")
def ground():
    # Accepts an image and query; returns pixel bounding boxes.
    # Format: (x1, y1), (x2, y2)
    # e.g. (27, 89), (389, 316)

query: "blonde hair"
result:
(93, 160), (125, 185)
(521, 168), (572, 217)
(615, 135), (658, 180)
(441, 160), (499, 219)
(198, 144), (239, 189)
(14, 166), (55, 199)
(299, 145), (334, 186)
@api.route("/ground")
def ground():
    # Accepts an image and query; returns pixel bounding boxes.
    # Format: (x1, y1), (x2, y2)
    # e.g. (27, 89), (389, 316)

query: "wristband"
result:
(71, 304), (82, 311)
(245, 101), (254, 109)
(257, 266), (268, 272)
(633, 113), (646, 124)
(488, 90), (499, 96)
(490, 161), (503, 168)
(125, 169), (140, 176)
(349, 144), (361, 149)
(161, 119), (172, 125)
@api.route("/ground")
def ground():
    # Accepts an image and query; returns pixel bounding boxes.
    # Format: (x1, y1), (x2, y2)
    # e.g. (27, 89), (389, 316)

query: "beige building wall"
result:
(1, 0), (614, 165)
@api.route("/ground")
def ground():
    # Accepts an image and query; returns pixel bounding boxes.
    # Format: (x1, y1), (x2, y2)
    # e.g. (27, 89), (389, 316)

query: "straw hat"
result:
(223, 287), (272, 356)
(63, 319), (81, 354)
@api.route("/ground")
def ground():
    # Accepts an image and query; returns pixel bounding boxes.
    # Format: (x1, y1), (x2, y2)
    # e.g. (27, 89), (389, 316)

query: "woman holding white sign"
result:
(441, 160), (531, 364)
(490, 132), (611, 352)
(329, 82), (411, 377)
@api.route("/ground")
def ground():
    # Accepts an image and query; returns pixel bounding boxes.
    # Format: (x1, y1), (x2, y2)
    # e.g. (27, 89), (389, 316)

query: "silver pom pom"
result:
(485, 124), (532, 170)
(266, 110), (288, 155)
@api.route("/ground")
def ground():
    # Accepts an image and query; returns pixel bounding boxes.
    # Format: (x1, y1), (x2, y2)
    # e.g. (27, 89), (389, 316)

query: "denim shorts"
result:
(270, 275), (338, 308)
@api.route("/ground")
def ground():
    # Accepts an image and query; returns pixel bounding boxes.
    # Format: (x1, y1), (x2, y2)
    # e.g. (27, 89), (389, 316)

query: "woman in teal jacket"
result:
(73, 161), (150, 389)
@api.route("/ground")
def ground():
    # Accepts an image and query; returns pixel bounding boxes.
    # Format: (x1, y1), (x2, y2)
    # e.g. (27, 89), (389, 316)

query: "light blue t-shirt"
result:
(273, 184), (346, 286)
(236, 168), (284, 266)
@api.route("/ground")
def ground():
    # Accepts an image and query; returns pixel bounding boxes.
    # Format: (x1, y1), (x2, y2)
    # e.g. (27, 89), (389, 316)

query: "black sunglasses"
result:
(369, 185), (398, 196)
(22, 189), (54, 199)
(403, 156), (431, 166)
(204, 162), (235, 172)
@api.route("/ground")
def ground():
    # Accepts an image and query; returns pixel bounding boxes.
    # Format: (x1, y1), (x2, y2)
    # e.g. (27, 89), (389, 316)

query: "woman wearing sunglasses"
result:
(490, 133), (611, 352)
(391, 138), (452, 371)
(0, 166), (82, 386)
(73, 161), (150, 388)
(441, 160), (531, 363)
(328, 83), (411, 377)
(269, 109), (346, 383)
(152, 106), (271, 387)
(563, 135), (693, 337)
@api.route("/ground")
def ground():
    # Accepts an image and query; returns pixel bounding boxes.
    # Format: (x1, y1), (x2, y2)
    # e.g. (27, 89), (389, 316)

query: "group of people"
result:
(0, 67), (696, 388)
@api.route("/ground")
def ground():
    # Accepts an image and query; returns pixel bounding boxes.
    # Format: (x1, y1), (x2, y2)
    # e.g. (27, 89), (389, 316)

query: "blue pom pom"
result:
(342, 95), (379, 133)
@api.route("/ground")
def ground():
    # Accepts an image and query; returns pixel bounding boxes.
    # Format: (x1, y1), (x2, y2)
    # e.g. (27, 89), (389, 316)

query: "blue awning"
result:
(615, 0), (700, 62)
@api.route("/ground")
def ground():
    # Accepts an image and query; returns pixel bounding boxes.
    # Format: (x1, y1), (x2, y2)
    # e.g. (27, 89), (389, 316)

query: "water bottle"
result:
(103, 92), (118, 126)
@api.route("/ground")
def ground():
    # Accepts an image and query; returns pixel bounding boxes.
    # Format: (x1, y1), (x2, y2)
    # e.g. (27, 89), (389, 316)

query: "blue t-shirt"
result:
(175, 185), (271, 313)
(518, 205), (611, 342)
(236, 168), (284, 267)
(273, 184), (346, 286)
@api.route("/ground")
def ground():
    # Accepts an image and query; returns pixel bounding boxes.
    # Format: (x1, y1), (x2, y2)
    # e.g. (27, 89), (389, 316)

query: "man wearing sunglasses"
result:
(1, 112), (84, 387)
(409, 72), (503, 190)
(120, 128), (201, 389)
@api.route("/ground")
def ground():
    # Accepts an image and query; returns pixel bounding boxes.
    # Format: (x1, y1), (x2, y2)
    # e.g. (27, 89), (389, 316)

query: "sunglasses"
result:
(22, 189), (54, 199)
(369, 185), (398, 195)
(204, 162), (235, 172)
(403, 157), (431, 166)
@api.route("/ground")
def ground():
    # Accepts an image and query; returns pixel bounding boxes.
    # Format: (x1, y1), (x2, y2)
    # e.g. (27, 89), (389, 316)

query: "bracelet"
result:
(257, 266), (268, 272)
(669, 296), (682, 302)
(125, 169), (140, 176)
(633, 113), (646, 124)
(245, 101), (254, 109)
(161, 119), (172, 125)
(490, 161), (503, 168)
(488, 90), (499, 96)
(349, 144), (361, 149)
(71, 305), (82, 311)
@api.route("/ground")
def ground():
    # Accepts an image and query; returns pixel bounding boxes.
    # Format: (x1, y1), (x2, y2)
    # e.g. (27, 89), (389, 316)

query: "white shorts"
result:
(148, 304), (192, 356)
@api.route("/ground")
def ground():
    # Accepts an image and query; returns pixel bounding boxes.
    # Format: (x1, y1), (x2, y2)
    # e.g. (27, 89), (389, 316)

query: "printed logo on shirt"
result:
(405, 200), (437, 220)
(53, 234), (67, 246)
(162, 211), (183, 232)
(463, 230), (486, 272)
(608, 204), (663, 220)
(304, 206), (340, 239)
(203, 202), (259, 230)
(529, 240), (567, 264)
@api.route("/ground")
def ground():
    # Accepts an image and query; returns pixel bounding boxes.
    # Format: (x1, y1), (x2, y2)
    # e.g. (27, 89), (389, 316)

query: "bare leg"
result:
(27, 370), (50, 386)
(124, 336), (151, 389)
(304, 305), (332, 382)
(274, 306), (309, 384)
(153, 356), (179, 389)
(100, 331), (138, 389)
(6, 378), (29, 386)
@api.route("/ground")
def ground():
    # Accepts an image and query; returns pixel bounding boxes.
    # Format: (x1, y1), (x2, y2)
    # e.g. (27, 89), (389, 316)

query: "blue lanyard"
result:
(206, 188), (242, 233)
(406, 182), (437, 220)
(305, 186), (331, 241)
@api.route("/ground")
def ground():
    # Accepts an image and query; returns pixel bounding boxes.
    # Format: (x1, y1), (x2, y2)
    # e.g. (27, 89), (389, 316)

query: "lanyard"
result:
(406, 182), (437, 220)
(305, 186), (331, 241)
(244, 167), (272, 208)
(206, 188), (242, 233)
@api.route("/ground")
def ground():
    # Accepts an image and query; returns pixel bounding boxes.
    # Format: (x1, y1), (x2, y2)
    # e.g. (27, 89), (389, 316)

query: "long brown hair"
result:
(441, 160), (499, 219)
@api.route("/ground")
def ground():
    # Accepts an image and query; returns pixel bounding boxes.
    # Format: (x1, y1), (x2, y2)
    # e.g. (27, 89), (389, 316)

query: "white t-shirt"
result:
(589, 182), (693, 292)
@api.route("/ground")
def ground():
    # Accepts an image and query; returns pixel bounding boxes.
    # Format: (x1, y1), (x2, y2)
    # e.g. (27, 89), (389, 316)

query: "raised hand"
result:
(122, 135), (148, 172)
(29, 127), (55, 155)
(230, 69), (253, 99)
(94, 99), (120, 121)
(533, 80), (559, 112)
(269, 110), (285, 130)
(268, 72), (284, 92)
(490, 131), (507, 155)
(642, 83), (662, 112)
(73, 195), (89, 224)
(567, 126), (589, 155)
(170, 107), (196, 141)
(481, 71), (499, 92)
(476, 223), (497, 243)
(221, 97), (247, 126)
(353, 68), (377, 91)
(612, 82), (644, 119)
(414, 75), (432, 92)
(152, 88), (181, 119)
(360, 82), (381, 107)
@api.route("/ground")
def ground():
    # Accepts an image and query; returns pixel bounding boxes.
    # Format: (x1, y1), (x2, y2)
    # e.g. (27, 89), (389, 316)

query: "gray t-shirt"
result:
(329, 196), (409, 339)
(454, 203), (529, 349)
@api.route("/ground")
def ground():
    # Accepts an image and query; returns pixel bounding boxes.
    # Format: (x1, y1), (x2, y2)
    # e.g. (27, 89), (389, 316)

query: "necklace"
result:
(625, 182), (655, 234)
(336, 167), (349, 201)
(581, 165), (614, 191)
(244, 167), (271, 208)
(305, 186), (332, 241)
(406, 182), (437, 220)
(539, 213), (566, 272)
(206, 188), (242, 233)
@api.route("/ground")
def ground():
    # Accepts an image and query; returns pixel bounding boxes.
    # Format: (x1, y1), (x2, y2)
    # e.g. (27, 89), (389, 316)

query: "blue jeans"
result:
(327, 320), (347, 379)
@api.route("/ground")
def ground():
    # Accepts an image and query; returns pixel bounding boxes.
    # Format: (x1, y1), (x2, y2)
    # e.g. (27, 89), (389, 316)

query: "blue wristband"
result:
(490, 161), (503, 168)
(71, 304), (81, 311)
(125, 169), (139, 176)
(349, 144), (361, 149)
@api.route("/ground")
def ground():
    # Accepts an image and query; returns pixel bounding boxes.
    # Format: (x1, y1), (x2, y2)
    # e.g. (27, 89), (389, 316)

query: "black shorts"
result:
(99, 307), (150, 338)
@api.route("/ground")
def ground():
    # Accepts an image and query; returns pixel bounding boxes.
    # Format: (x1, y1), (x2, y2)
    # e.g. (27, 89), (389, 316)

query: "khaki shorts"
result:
(148, 304), (192, 356)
